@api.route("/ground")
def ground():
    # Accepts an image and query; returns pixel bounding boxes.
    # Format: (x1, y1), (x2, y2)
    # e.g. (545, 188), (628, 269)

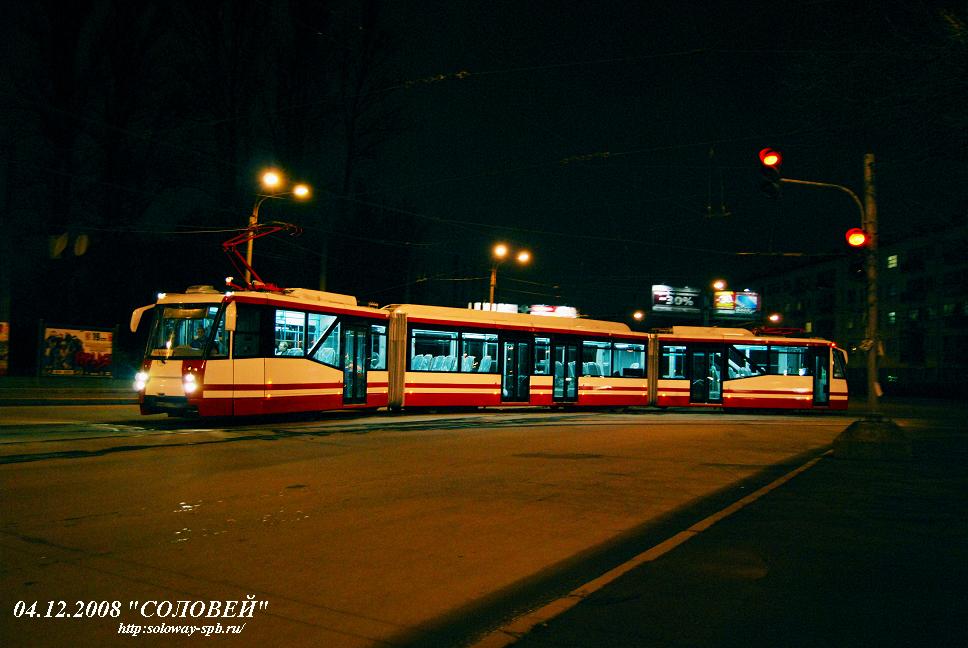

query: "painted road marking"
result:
(471, 451), (830, 648)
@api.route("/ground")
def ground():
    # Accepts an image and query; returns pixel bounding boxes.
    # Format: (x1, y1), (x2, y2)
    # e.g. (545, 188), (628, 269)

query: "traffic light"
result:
(758, 148), (782, 198)
(845, 227), (868, 247)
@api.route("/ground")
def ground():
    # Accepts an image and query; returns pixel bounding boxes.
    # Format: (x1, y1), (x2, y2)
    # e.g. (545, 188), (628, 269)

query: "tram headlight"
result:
(183, 373), (198, 394)
(134, 371), (149, 391)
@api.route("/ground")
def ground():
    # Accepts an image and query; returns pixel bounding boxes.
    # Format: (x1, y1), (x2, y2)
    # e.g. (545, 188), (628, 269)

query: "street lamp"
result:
(632, 310), (645, 321)
(712, 279), (727, 291)
(244, 169), (311, 284)
(488, 243), (531, 309)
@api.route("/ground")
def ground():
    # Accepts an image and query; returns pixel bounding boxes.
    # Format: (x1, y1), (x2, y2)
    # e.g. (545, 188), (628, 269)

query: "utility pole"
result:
(863, 153), (879, 416)
(778, 154), (881, 416)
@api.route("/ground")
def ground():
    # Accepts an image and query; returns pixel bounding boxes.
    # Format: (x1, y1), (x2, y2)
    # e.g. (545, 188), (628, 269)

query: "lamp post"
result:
(244, 169), (311, 284)
(488, 243), (530, 310)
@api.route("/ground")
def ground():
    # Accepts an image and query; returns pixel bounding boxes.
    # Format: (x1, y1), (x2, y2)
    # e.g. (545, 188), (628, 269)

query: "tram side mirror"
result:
(130, 304), (154, 333)
(224, 302), (237, 332)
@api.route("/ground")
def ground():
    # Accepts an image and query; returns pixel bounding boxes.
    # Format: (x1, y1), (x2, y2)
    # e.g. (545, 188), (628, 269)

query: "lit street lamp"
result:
(488, 243), (531, 309)
(244, 169), (311, 284)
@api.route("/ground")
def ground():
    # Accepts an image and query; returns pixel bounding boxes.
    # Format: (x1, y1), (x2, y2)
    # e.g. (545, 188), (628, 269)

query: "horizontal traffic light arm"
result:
(779, 177), (864, 223)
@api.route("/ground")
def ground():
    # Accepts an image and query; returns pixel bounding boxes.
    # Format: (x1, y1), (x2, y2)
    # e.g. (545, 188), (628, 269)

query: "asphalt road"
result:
(0, 403), (963, 647)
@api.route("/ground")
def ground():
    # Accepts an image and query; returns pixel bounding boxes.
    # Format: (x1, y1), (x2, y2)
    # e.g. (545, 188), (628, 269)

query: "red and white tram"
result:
(130, 286), (848, 416)
(131, 286), (389, 417)
(386, 303), (650, 409)
(651, 326), (849, 410)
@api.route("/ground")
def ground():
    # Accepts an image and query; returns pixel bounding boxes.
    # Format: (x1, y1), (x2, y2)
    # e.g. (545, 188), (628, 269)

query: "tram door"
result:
(812, 347), (830, 405)
(552, 342), (579, 402)
(342, 325), (368, 404)
(689, 347), (724, 404)
(501, 339), (531, 402)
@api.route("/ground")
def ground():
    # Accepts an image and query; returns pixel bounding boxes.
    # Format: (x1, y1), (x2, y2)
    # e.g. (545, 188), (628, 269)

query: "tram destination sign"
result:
(651, 285), (702, 315)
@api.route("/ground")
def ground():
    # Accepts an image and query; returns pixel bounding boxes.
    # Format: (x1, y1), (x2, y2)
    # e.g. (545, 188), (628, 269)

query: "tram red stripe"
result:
(231, 295), (388, 320)
(204, 382), (388, 392)
(406, 382), (499, 389)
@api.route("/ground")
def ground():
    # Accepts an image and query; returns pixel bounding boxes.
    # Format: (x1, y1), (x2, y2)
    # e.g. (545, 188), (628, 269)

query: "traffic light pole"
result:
(781, 153), (880, 416)
(862, 153), (879, 417)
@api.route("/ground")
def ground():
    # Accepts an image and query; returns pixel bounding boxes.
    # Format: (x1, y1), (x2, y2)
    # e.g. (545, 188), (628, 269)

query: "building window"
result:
(887, 254), (898, 269)
(887, 311), (897, 325)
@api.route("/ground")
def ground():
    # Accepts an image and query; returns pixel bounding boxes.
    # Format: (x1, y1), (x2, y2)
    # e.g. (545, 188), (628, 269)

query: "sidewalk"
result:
(0, 376), (137, 406)
(504, 420), (968, 648)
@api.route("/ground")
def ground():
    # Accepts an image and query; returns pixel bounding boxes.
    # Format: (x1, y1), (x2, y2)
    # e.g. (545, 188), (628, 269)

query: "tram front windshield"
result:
(148, 304), (224, 359)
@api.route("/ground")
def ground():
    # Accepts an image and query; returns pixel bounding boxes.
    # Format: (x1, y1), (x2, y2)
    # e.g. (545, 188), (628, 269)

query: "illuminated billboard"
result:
(651, 285), (701, 315)
(713, 290), (760, 317)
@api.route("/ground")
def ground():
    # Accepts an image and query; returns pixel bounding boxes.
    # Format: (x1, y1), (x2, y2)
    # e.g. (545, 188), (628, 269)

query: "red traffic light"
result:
(759, 147), (782, 167)
(845, 227), (868, 247)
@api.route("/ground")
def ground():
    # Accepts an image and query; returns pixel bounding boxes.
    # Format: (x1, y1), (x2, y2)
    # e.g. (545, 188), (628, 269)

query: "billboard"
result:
(528, 305), (579, 318)
(713, 290), (760, 317)
(0, 322), (8, 376)
(39, 325), (114, 377)
(651, 285), (701, 315)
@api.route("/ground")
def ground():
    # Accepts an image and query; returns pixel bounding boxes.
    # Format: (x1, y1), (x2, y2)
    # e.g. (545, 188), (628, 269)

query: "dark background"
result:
(1, 0), (964, 374)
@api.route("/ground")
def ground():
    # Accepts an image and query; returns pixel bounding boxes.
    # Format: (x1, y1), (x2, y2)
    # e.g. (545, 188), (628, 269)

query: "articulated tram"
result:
(131, 286), (848, 417)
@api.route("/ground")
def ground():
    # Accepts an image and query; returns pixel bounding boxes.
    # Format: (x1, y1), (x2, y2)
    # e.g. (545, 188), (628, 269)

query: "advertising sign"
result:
(0, 321), (8, 376)
(40, 326), (114, 377)
(713, 291), (760, 317)
(651, 285), (701, 315)
(528, 305), (579, 318)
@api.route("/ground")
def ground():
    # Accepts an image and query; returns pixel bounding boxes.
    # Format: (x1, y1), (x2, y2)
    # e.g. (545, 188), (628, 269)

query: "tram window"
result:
(769, 346), (811, 376)
(411, 329), (458, 371)
(310, 322), (341, 366)
(209, 307), (228, 358)
(370, 324), (387, 370)
(233, 304), (262, 359)
(614, 342), (646, 377)
(152, 305), (222, 359)
(660, 345), (687, 379)
(833, 348), (847, 379)
(728, 344), (768, 379)
(533, 337), (551, 375)
(582, 341), (612, 377)
(274, 309), (306, 356)
(307, 313), (338, 356)
(460, 332), (498, 373)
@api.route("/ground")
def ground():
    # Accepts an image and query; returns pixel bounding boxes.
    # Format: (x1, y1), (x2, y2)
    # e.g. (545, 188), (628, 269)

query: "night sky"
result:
(1, 0), (965, 371)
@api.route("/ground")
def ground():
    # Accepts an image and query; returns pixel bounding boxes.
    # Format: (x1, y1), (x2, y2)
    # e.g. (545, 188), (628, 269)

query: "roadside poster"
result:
(39, 325), (114, 377)
(713, 290), (760, 317)
(651, 285), (702, 315)
(0, 321), (8, 376)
